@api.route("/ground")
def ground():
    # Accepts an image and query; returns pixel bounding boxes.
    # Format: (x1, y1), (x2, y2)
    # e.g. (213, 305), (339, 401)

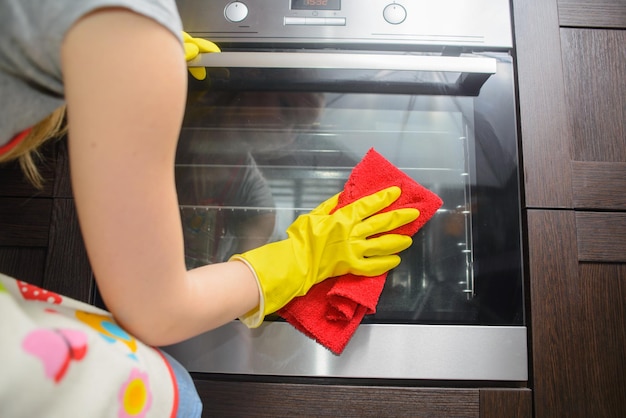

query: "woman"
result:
(0, 1), (419, 416)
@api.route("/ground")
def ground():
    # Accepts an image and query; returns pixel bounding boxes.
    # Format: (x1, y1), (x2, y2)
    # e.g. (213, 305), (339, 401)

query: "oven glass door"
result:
(168, 52), (526, 380)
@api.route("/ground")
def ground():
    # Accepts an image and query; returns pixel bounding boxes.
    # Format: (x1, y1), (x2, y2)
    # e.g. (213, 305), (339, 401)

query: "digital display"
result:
(291, 0), (341, 11)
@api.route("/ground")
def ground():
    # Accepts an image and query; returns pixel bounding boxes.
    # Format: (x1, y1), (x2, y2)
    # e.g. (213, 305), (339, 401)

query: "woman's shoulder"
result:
(1, 0), (182, 41)
(0, 0), (182, 145)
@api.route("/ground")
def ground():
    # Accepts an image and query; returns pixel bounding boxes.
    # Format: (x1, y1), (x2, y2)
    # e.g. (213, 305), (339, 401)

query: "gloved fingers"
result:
(359, 234), (413, 257)
(188, 67), (207, 80)
(352, 208), (420, 238)
(183, 42), (200, 61)
(349, 253), (403, 277)
(182, 31), (194, 43)
(192, 37), (221, 53)
(310, 192), (341, 216)
(336, 186), (402, 221)
(182, 32), (221, 60)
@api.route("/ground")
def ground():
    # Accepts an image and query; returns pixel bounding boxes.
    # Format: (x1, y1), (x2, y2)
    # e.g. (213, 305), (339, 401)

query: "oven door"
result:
(165, 51), (527, 381)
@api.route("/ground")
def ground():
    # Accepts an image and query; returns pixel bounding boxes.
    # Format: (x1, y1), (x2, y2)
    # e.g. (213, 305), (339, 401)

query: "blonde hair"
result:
(0, 106), (67, 188)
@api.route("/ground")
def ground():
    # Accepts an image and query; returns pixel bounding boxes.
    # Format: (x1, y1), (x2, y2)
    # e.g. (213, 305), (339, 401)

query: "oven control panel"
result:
(177, 0), (513, 50)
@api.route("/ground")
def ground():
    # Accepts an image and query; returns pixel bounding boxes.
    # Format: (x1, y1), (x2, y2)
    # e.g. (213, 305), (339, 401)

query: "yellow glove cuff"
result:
(230, 255), (265, 328)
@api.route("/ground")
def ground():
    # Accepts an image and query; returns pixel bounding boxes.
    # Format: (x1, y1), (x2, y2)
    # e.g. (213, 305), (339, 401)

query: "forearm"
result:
(106, 260), (259, 347)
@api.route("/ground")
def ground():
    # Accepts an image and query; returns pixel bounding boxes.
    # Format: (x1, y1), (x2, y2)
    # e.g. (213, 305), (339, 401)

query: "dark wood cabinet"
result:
(193, 380), (531, 418)
(527, 210), (626, 417)
(562, 28), (626, 211)
(513, 0), (626, 209)
(0, 147), (54, 287)
(515, 0), (626, 416)
(0, 140), (94, 301)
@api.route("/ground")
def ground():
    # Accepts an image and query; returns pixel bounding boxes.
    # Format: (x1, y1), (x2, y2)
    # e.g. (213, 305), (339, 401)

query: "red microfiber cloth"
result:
(278, 148), (443, 354)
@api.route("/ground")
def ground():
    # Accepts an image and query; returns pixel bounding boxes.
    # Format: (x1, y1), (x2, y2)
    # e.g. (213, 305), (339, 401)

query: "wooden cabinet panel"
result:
(512, 0), (573, 208)
(558, 0), (626, 28)
(52, 138), (73, 198)
(0, 198), (52, 247)
(0, 156), (55, 198)
(43, 198), (93, 303)
(526, 210), (580, 418)
(0, 247), (47, 287)
(479, 389), (531, 418)
(192, 380), (533, 418)
(0, 140), (94, 299)
(561, 29), (626, 163)
(0, 148), (55, 289)
(578, 262), (626, 414)
(194, 380), (479, 418)
(527, 209), (626, 418)
(514, 10), (626, 211)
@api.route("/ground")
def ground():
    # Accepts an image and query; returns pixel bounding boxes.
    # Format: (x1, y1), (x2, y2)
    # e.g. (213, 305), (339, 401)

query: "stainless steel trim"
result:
(178, 0), (513, 49)
(164, 322), (528, 381)
(188, 52), (497, 74)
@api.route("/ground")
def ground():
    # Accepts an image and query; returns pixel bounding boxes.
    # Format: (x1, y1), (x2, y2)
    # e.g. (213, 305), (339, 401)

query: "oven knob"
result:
(383, 3), (407, 25)
(224, 1), (248, 23)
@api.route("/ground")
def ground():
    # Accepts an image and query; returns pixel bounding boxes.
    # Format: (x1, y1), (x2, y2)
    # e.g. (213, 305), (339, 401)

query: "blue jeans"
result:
(161, 350), (203, 418)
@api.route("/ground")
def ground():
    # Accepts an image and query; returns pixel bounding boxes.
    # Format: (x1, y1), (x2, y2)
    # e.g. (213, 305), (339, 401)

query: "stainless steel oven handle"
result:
(188, 51), (497, 74)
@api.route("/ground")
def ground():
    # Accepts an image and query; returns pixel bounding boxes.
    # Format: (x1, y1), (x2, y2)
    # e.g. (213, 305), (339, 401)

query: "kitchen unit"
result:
(1, 1), (624, 416)
(167, 0), (526, 383)
(515, 0), (626, 417)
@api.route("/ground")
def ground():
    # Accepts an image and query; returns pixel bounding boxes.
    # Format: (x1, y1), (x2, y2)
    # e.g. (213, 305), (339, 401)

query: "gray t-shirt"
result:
(0, 0), (182, 146)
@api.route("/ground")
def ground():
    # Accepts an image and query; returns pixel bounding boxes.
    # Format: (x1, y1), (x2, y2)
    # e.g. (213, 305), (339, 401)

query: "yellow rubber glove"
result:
(182, 31), (220, 80)
(231, 186), (420, 327)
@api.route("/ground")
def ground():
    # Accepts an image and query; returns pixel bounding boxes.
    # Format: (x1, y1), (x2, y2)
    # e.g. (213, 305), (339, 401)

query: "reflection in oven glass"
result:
(176, 91), (325, 267)
(175, 89), (518, 325)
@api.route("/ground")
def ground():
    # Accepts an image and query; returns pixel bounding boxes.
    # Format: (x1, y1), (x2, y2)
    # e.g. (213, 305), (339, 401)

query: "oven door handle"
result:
(187, 52), (498, 95)
(189, 52), (496, 73)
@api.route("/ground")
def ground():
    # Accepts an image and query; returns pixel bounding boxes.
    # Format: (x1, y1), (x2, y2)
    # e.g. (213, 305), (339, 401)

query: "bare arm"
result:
(61, 8), (259, 346)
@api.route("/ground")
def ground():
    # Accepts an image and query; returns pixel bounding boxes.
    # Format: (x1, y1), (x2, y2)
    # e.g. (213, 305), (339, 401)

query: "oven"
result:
(165, 0), (526, 381)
